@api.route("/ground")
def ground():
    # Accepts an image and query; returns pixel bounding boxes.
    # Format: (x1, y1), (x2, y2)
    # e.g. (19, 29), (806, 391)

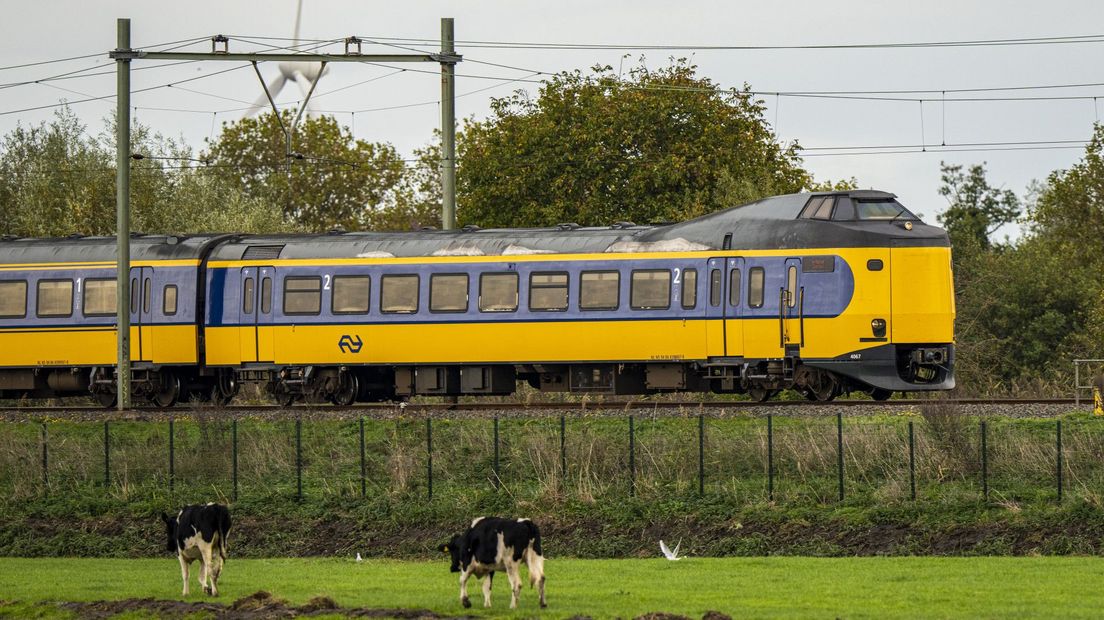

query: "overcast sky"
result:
(2, 0), (1102, 235)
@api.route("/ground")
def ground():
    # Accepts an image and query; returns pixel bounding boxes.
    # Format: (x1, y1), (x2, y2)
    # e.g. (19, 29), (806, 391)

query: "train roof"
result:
(0, 234), (230, 265)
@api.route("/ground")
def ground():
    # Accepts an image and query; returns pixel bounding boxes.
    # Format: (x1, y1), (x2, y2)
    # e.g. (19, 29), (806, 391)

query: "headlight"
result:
(871, 318), (886, 338)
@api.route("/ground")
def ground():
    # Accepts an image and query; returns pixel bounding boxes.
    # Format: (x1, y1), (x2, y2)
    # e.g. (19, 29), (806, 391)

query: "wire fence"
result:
(1, 411), (1102, 506)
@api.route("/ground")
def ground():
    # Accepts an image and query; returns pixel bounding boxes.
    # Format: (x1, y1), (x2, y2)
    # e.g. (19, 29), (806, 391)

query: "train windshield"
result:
(854, 199), (918, 221)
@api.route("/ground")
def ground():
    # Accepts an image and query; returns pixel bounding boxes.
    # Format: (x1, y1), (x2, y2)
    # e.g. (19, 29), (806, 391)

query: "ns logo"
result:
(338, 335), (363, 354)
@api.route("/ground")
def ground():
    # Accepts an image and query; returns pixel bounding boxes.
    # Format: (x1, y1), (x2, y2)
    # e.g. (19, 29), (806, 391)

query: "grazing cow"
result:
(161, 503), (231, 597)
(440, 517), (546, 609)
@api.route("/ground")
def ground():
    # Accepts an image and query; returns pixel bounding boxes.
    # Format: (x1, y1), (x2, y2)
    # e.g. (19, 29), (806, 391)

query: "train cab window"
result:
(631, 270), (671, 310)
(130, 278), (139, 314)
(37, 279), (73, 317)
(580, 271), (619, 310)
(728, 269), (741, 306)
(529, 272), (568, 311)
(786, 266), (798, 308)
(681, 269), (698, 309)
(0, 281), (27, 318)
(479, 273), (518, 312)
(855, 200), (917, 220)
(83, 279), (116, 316)
(332, 275), (370, 314)
(748, 267), (765, 308)
(430, 273), (469, 313)
(142, 278), (151, 314)
(709, 269), (721, 306)
(163, 285), (178, 316)
(260, 277), (272, 314)
(799, 196), (836, 220)
(284, 276), (322, 315)
(242, 278), (254, 314)
(381, 274), (419, 314)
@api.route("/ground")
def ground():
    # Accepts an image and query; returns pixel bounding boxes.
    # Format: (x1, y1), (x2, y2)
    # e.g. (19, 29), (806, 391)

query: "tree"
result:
(204, 111), (405, 231)
(936, 162), (1020, 248)
(370, 140), (443, 231)
(1029, 125), (1104, 263)
(457, 60), (815, 228)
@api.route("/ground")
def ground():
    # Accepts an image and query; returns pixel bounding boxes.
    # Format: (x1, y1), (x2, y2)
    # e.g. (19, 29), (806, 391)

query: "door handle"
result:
(799, 287), (805, 348)
(778, 287), (786, 347)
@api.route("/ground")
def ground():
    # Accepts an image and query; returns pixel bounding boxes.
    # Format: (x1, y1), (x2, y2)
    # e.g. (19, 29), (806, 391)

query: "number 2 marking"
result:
(323, 274), (332, 290)
(673, 268), (681, 285)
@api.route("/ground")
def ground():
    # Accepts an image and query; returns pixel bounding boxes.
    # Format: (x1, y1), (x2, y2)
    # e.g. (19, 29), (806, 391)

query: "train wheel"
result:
(150, 374), (180, 408)
(805, 371), (838, 402)
(273, 388), (297, 407)
(870, 388), (893, 401)
(211, 374), (238, 406)
(330, 373), (359, 407)
(748, 387), (776, 402)
(94, 391), (117, 408)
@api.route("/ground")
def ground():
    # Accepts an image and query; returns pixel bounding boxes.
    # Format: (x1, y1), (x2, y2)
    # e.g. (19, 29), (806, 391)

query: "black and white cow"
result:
(440, 517), (546, 609)
(161, 503), (231, 597)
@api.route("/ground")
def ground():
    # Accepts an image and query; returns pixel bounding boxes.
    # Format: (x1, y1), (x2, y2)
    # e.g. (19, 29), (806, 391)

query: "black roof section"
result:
(0, 234), (230, 265)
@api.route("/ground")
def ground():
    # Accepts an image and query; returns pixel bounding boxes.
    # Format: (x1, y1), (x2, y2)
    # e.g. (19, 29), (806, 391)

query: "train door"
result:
(238, 267), (276, 363)
(704, 258), (726, 356)
(781, 258), (803, 357)
(128, 267), (155, 362)
(723, 257), (744, 357)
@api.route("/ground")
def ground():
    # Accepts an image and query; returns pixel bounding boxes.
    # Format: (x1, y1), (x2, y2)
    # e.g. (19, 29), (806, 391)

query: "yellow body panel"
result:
(890, 246), (955, 343)
(0, 324), (196, 367)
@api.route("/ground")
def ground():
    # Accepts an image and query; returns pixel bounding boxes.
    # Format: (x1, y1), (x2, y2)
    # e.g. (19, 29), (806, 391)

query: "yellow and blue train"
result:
(0, 189), (955, 405)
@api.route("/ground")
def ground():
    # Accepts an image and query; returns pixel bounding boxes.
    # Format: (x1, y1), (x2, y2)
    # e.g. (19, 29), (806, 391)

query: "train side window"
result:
(728, 269), (741, 306)
(163, 285), (178, 316)
(83, 279), (116, 316)
(709, 269), (721, 306)
(748, 267), (765, 308)
(284, 276), (322, 315)
(130, 277), (138, 314)
(260, 277), (272, 314)
(430, 273), (469, 313)
(631, 270), (671, 310)
(479, 273), (518, 312)
(529, 272), (568, 311)
(580, 270), (620, 310)
(681, 269), (697, 309)
(799, 197), (825, 218)
(786, 266), (798, 308)
(813, 197), (835, 220)
(37, 279), (73, 317)
(332, 275), (370, 314)
(142, 278), (151, 314)
(381, 274), (419, 314)
(242, 278), (254, 314)
(0, 281), (27, 318)
(867, 259), (884, 271)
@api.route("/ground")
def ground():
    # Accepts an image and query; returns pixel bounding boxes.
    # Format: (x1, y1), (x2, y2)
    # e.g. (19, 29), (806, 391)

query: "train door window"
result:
(332, 275), (370, 314)
(630, 270), (670, 310)
(786, 266), (798, 308)
(83, 279), (116, 316)
(381, 274), (419, 314)
(37, 279), (73, 317)
(142, 278), (151, 314)
(681, 269), (697, 309)
(242, 278), (254, 314)
(728, 269), (741, 306)
(748, 267), (765, 308)
(284, 276), (322, 315)
(163, 285), (178, 316)
(529, 272), (568, 311)
(0, 281), (27, 318)
(430, 273), (469, 313)
(479, 272), (518, 312)
(709, 269), (721, 306)
(260, 277), (272, 314)
(130, 278), (139, 313)
(580, 271), (619, 310)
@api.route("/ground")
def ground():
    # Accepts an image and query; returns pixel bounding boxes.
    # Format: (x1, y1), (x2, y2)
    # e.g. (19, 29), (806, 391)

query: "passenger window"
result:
(83, 279), (116, 316)
(430, 273), (469, 312)
(0, 281), (27, 318)
(260, 277), (272, 314)
(529, 272), (568, 311)
(709, 269), (721, 306)
(163, 285), (178, 316)
(681, 269), (697, 309)
(37, 280), (73, 317)
(332, 275), (370, 314)
(130, 277), (138, 314)
(142, 278), (151, 314)
(631, 270), (670, 310)
(748, 268), (765, 308)
(284, 276), (322, 315)
(728, 269), (741, 306)
(580, 271), (619, 310)
(381, 274), (419, 314)
(242, 278), (254, 314)
(787, 266), (798, 308)
(479, 273), (518, 312)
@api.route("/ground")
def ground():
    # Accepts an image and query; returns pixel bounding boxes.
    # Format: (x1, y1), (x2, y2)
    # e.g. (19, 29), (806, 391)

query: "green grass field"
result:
(1, 557), (1103, 618)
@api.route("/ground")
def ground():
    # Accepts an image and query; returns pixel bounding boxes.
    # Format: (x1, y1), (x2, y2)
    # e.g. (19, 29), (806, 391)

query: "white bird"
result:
(247, 0), (330, 118)
(355, 552), (363, 562)
(659, 539), (684, 561)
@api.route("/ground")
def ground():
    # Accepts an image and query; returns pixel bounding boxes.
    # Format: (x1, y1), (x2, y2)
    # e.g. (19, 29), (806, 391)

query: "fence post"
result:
(103, 420), (110, 488)
(698, 414), (705, 496)
(40, 423), (48, 491)
(359, 417), (366, 498)
(168, 417), (175, 495)
(231, 418), (238, 502)
(493, 416), (500, 490)
(836, 411), (844, 501)
(295, 418), (302, 501)
(908, 420), (916, 501)
(980, 420), (988, 501)
(767, 414), (774, 501)
(560, 415), (566, 492)
(1056, 420), (1063, 503)
(426, 418), (433, 501)
(629, 415), (635, 497)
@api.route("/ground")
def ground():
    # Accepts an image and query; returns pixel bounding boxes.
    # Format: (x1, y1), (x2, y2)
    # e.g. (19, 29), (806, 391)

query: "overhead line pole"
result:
(109, 19), (462, 403)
